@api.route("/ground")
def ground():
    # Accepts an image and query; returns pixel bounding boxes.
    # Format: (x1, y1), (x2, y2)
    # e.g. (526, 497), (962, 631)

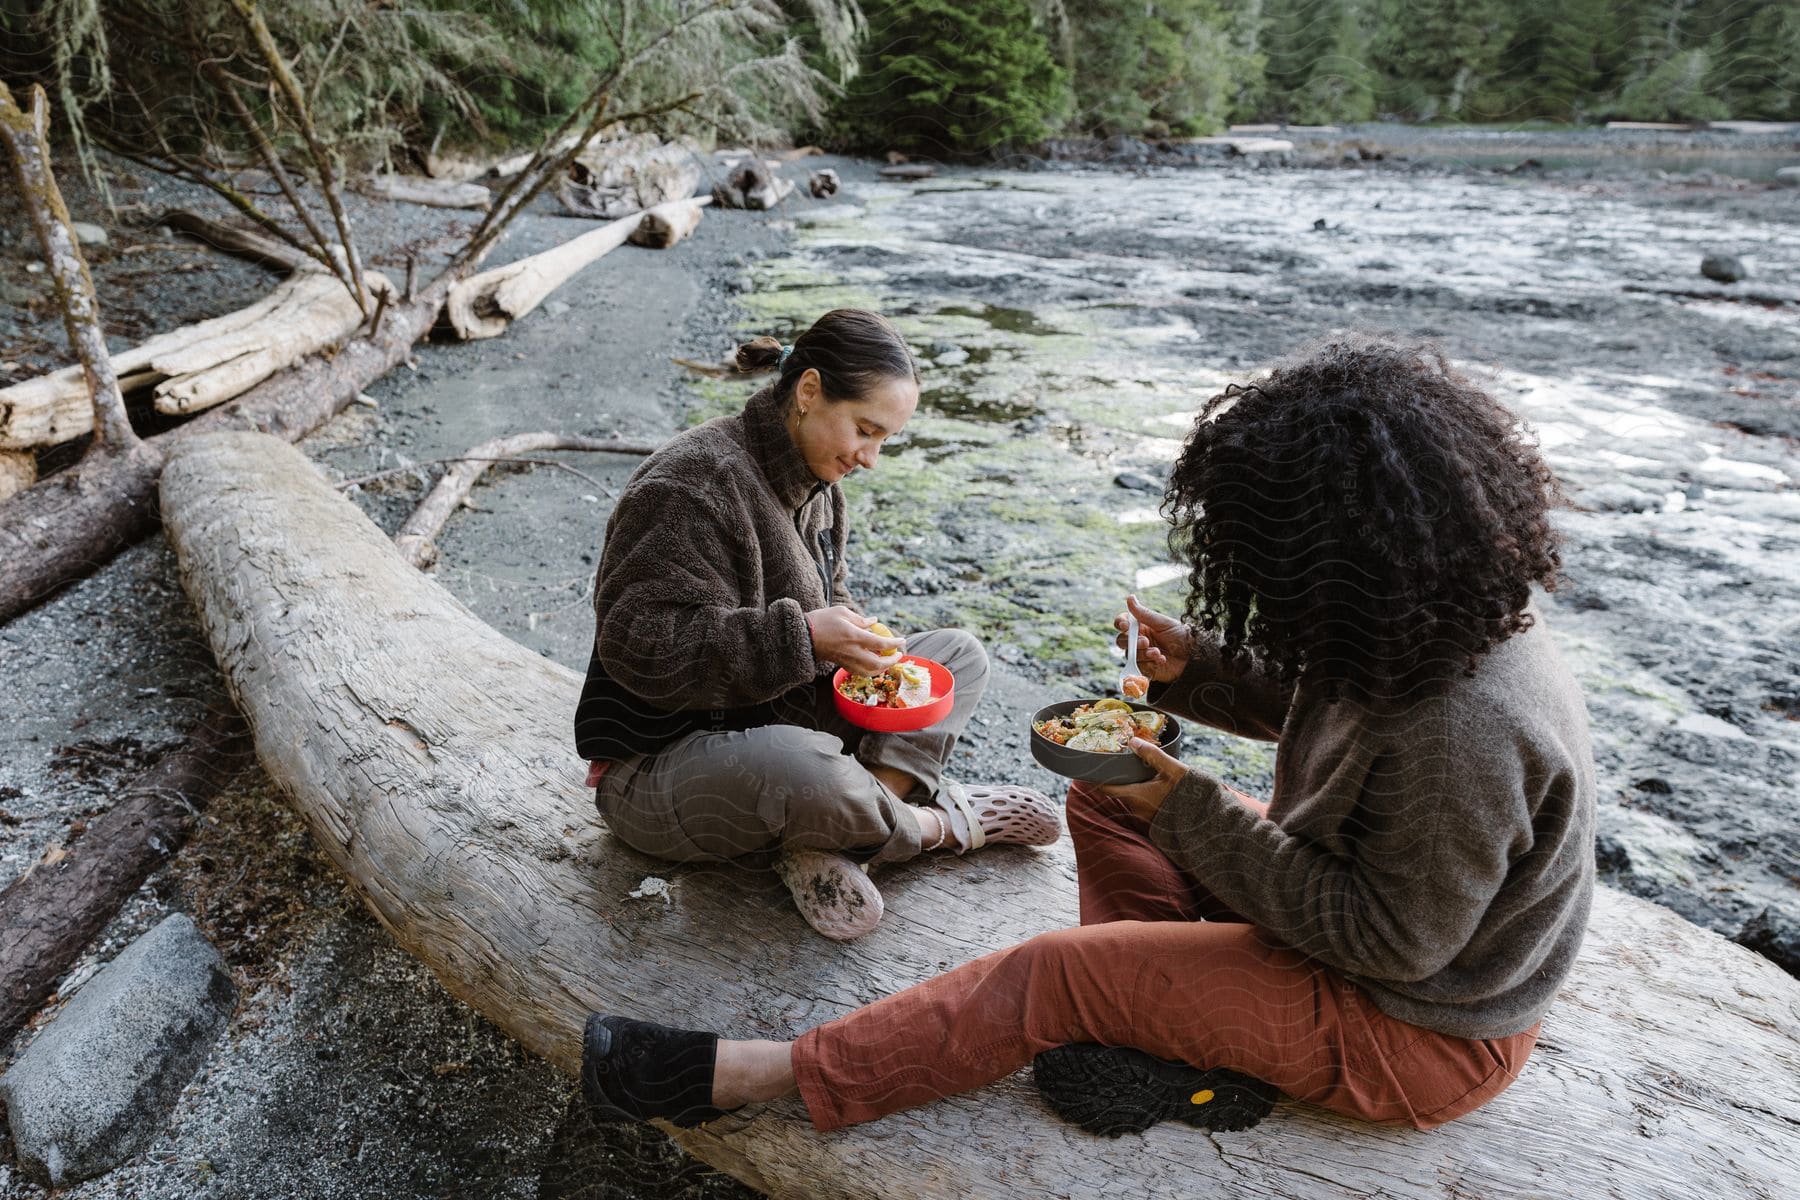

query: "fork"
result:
(1120, 610), (1147, 699)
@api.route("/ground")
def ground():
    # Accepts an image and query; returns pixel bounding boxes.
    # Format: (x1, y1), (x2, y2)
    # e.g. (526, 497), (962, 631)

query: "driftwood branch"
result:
(445, 197), (708, 340)
(161, 430), (1800, 1200)
(0, 83), (138, 453)
(156, 209), (312, 274)
(0, 716), (253, 1045)
(387, 433), (659, 569)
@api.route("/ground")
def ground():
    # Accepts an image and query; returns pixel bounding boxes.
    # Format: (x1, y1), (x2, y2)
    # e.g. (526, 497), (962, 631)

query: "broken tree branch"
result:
(0, 83), (139, 454)
(156, 209), (312, 274)
(387, 433), (659, 569)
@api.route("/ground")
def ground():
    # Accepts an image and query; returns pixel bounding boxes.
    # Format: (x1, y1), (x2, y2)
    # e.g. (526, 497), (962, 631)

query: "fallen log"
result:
(367, 173), (492, 211)
(712, 161), (794, 211)
(0, 449), (34, 502)
(0, 716), (253, 1045)
(0, 268), (386, 446)
(558, 133), (701, 221)
(156, 210), (313, 274)
(0, 276), (453, 627)
(628, 201), (704, 250)
(444, 197), (709, 341)
(388, 432), (659, 570)
(161, 430), (1800, 1200)
(808, 169), (840, 199)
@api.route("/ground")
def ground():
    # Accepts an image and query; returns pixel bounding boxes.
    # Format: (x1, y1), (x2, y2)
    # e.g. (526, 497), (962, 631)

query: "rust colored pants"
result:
(791, 782), (1538, 1132)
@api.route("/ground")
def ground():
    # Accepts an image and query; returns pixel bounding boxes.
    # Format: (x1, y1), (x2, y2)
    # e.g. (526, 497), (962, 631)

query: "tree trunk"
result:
(0, 83), (136, 453)
(160, 430), (1800, 1200)
(558, 132), (700, 220)
(0, 278), (452, 627)
(444, 198), (709, 341)
(712, 161), (795, 210)
(0, 716), (253, 1044)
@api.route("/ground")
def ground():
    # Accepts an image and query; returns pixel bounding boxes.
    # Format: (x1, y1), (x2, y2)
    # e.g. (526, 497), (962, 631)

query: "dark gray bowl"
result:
(1028, 699), (1183, 785)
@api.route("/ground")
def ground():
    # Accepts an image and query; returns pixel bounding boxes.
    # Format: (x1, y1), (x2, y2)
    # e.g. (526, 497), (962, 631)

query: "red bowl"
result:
(832, 655), (955, 732)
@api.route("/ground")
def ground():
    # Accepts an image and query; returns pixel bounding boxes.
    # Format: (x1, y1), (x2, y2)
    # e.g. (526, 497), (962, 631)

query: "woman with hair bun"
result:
(579, 334), (1596, 1143)
(575, 308), (1058, 941)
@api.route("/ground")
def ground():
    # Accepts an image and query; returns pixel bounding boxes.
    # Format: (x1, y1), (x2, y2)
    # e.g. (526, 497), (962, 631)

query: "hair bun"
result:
(733, 336), (785, 373)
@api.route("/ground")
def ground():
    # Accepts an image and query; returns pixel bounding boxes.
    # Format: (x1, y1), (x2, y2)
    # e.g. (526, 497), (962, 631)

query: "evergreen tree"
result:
(836, 0), (1067, 156)
(1256, 0), (1375, 123)
(1061, 1), (1256, 136)
(1370, 0), (1514, 120)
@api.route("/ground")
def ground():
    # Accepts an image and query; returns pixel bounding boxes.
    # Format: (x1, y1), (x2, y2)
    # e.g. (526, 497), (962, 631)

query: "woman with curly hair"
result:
(578, 334), (1596, 1139)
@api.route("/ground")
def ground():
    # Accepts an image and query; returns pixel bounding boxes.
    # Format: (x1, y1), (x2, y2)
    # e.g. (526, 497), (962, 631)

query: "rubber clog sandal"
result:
(936, 778), (1062, 853)
(1033, 1043), (1278, 1137)
(773, 847), (885, 941)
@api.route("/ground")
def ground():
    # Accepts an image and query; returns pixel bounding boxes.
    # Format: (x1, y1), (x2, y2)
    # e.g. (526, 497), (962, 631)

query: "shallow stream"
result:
(739, 160), (1800, 962)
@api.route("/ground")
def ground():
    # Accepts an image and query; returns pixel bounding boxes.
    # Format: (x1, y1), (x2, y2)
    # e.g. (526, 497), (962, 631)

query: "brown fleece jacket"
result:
(575, 385), (852, 758)
(1148, 609), (1595, 1040)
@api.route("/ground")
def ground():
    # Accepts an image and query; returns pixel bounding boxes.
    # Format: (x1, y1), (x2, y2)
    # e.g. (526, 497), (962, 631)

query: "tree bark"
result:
(0, 716), (253, 1044)
(444, 197), (709, 341)
(0, 277), (452, 627)
(0, 450), (35, 503)
(390, 432), (659, 570)
(160, 430), (1800, 1200)
(558, 132), (701, 221)
(711, 161), (794, 210)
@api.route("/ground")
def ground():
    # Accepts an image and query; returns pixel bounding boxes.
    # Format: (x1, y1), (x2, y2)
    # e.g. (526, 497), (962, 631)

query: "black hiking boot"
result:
(1033, 1043), (1278, 1137)
(581, 1013), (728, 1128)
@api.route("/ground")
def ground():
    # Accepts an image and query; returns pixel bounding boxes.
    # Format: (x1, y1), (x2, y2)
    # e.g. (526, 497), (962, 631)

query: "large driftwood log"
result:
(444, 197), (709, 341)
(0, 269), (386, 447)
(711, 161), (795, 211)
(158, 210), (314, 274)
(0, 450), (34, 502)
(0, 716), (252, 1044)
(366, 173), (492, 211)
(161, 430), (1800, 1200)
(0, 278), (453, 627)
(558, 132), (701, 220)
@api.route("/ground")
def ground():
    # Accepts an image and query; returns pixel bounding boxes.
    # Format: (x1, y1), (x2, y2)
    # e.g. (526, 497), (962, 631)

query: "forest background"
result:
(3, 0), (1795, 170)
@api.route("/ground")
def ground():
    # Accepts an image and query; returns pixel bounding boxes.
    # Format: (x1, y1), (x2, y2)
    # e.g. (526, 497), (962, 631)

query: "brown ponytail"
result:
(732, 309), (918, 404)
(733, 336), (785, 373)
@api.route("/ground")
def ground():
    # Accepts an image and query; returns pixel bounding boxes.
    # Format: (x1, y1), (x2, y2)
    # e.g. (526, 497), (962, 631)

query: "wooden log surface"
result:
(0, 278), (452, 627)
(160, 430), (1800, 1199)
(0, 269), (383, 447)
(367, 173), (492, 211)
(0, 716), (253, 1044)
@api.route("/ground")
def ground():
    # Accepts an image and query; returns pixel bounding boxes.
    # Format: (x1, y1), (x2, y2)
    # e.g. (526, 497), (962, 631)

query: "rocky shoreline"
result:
(3, 133), (1798, 1197)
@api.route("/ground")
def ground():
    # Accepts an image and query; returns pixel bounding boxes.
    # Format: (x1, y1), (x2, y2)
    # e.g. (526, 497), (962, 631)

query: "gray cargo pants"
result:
(595, 627), (988, 865)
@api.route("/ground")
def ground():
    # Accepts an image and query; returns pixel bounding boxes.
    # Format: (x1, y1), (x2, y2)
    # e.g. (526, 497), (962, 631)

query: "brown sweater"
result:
(574, 386), (851, 760)
(1148, 610), (1595, 1040)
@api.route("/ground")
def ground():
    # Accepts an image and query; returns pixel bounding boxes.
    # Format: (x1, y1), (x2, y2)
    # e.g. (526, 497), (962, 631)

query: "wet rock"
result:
(1776, 166), (1800, 188)
(1113, 470), (1163, 494)
(0, 914), (236, 1186)
(71, 222), (108, 247)
(1577, 482), (1661, 513)
(933, 346), (970, 367)
(1734, 906), (1800, 978)
(1700, 254), (1747, 283)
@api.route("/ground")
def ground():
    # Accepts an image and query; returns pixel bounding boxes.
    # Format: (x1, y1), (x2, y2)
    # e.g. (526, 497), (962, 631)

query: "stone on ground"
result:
(0, 913), (236, 1187)
(1700, 253), (1747, 283)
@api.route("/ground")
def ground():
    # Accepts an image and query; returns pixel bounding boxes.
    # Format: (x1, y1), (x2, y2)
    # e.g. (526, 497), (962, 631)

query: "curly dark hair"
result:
(1163, 335), (1564, 702)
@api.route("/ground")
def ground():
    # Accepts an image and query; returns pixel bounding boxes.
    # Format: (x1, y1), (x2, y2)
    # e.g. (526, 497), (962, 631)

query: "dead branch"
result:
(0, 83), (138, 454)
(388, 433), (659, 569)
(157, 209), (312, 274)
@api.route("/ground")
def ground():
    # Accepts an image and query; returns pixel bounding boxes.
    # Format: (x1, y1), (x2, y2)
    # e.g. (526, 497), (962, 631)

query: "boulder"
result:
(71, 221), (107, 247)
(1773, 166), (1800, 188)
(0, 914), (236, 1186)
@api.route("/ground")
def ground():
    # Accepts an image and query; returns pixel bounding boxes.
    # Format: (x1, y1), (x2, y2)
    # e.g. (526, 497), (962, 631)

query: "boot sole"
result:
(1033, 1043), (1277, 1137)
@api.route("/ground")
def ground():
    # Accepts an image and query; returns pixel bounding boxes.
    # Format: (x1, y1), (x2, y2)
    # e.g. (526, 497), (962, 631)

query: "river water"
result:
(738, 157), (1800, 967)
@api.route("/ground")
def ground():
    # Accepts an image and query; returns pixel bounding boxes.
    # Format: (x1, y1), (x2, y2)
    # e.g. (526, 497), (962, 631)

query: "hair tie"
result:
(778, 344), (794, 369)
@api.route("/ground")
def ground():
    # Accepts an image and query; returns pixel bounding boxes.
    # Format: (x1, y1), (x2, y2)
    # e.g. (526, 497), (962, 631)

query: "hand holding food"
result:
(1115, 594), (1190, 684)
(807, 606), (905, 675)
